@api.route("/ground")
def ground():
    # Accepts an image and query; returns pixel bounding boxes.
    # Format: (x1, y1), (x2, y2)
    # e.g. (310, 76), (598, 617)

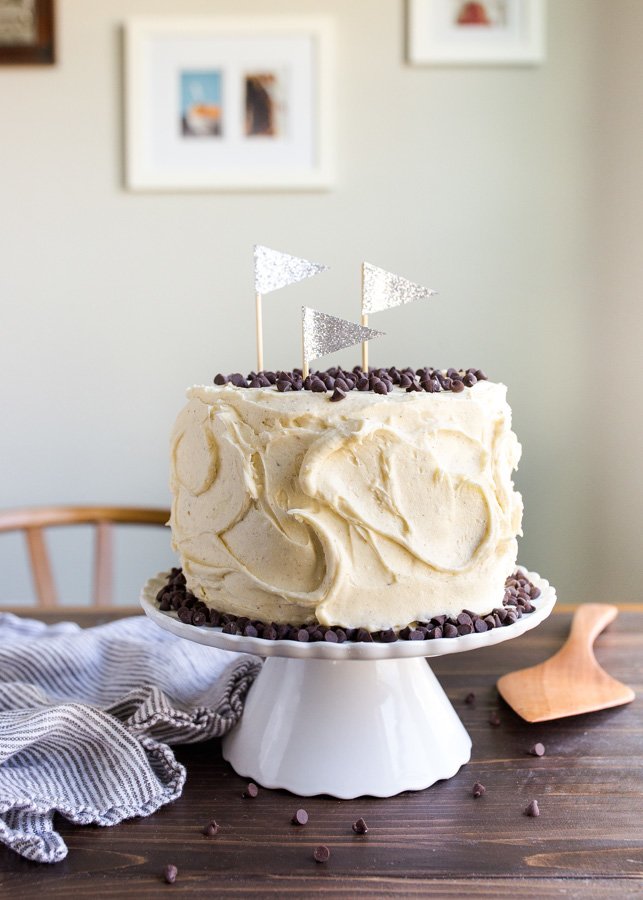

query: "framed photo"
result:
(407, 0), (545, 66)
(0, 0), (54, 65)
(125, 17), (333, 191)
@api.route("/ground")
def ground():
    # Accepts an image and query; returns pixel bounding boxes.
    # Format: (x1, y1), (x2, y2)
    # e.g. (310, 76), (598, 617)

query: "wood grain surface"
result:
(1, 607), (642, 898)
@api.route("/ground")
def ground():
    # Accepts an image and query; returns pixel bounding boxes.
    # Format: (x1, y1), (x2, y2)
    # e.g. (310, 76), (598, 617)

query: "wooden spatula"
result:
(497, 603), (635, 722)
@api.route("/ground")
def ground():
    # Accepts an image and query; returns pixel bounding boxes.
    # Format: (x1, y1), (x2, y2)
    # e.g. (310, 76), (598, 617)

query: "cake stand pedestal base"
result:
(222, 656), (472, 799)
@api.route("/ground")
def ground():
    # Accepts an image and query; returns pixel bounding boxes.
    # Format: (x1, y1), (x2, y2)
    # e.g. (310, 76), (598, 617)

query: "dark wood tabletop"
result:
(1, 605), (642, 899)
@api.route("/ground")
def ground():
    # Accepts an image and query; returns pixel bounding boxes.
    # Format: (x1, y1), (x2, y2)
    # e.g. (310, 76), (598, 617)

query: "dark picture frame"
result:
(0, 0), (55, 65)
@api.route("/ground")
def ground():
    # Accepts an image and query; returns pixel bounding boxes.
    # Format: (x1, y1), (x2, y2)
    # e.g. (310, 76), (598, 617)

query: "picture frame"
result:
(407, 0), (545, 66)
(125, 16), (334, 192)
(0, 0), (55, 65)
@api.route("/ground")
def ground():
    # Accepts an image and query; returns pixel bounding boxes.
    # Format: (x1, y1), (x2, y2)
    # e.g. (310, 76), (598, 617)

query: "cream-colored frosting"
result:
(169, 382), (523, 630)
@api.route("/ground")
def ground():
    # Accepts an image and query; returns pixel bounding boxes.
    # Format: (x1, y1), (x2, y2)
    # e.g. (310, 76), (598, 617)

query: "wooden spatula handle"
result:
(564, 603), (618, 654)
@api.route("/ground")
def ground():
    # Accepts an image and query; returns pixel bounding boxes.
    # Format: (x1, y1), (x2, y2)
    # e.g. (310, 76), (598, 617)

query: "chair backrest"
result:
(0, 506), (170, 607)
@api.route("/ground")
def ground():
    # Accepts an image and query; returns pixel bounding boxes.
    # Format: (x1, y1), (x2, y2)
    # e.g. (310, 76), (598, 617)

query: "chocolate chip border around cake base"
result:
(154, 569), (541, 644)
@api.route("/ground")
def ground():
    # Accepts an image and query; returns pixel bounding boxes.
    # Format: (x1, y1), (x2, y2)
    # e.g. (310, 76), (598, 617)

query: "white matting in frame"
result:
(125, 17), (334, 191)
(407, 0), (546, 65)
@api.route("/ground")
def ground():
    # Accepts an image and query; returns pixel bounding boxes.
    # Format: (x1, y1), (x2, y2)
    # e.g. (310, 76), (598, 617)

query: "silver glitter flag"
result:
(361, 262), (437, 315)
(302, 307), (385, 363)
(254, 245), (329, 295)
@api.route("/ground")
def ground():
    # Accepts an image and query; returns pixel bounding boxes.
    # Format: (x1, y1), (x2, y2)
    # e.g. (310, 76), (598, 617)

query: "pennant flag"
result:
(254, 245), (329, 295)
(361, 262), (437, 315)
(302, 307), (385, 364)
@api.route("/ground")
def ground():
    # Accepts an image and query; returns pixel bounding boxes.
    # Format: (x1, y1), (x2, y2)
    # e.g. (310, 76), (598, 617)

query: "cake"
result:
(168, 366), (524, 633)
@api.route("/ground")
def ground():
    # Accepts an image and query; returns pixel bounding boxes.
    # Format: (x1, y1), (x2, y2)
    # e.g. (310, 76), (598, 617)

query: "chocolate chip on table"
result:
(202, 820), (219, 836)
(292, 808), (309, 826)
(352, 817), (369, 834)
(163, 864), (178, 884)
(489, 712), (501, 727)
(524, 799), (540, 817)
(529, 742), (546, 757)
(242, 782), (259, 799)
(465, 692), (476, 705)
(472, 782), (486, 798)
(313, 845), (331, 863)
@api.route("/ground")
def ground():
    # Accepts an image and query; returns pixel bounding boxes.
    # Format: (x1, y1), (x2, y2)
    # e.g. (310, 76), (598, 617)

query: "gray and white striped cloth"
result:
(0, 611), (261, 864)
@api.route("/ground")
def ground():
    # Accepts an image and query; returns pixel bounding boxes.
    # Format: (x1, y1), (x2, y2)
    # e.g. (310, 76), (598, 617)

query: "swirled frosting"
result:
(169, 382), (523, 630)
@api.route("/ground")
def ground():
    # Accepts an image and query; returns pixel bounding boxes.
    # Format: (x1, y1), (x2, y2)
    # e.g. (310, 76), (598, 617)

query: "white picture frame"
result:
(125, 16), (334, 191)
(407, 0), (545, 66)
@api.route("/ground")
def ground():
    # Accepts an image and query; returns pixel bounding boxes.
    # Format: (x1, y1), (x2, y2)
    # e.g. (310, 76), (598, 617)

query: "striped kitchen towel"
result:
(0, 612), (261, 864)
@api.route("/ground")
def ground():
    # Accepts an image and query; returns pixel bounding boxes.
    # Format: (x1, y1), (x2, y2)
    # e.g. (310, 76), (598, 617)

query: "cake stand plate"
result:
(141, 568), (556, 799)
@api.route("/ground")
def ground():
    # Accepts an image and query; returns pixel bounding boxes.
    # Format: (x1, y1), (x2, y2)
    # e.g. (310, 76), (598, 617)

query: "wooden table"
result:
(1, 606), (642, 898)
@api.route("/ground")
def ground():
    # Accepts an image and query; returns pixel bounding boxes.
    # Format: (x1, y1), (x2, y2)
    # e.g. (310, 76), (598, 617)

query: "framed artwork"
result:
(125, 17), (334, 191)
(0, 0), (54, 64)
(407, 0), (545, 65)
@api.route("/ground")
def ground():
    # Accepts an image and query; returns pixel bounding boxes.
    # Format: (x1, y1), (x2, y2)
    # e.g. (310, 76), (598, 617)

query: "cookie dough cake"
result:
(168, 366), (523, 632)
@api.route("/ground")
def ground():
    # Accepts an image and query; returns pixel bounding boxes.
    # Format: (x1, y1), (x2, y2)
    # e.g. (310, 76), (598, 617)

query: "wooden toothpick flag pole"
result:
(255, 290), (264, 371)
(253, 245), (329, 372)
(360, 262), (437, 370)
(302, 306), (385, 379)
(361, 263), (369, 371)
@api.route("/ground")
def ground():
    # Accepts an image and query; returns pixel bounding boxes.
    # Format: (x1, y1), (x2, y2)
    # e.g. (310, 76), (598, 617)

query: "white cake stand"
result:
(140, 567), (556, 799)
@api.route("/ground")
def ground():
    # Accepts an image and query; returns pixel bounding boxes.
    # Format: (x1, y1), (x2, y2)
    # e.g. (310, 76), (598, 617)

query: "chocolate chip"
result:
(177, 606), (193, 624)
(433, 626), (443, 639)
(463, 372), (477, 387)
(243, 624), (258, 637)
(296, 628), (310, 642)
(465, 692), (476, 705)
(451, 379), (465, 393)
(163, 864), (178, 884)
(202, 820), (219, 836)
(373, 380), (388, 395)
(191, 609), (207, 627)
(524, 799), (540, 817)
(313, 845), (331, 863)
(457, 623), (473, 635)
(489, 712), (501, 727)
(472, 782), (486, 798)
(529, 742), (546, 757)
(324, 630), (339, 643)
(263, 624), (277, 640)
(243, 782), (259, 798)
(356, 628), (373, 642)
(292, 808), (309, 826)
(409, 628), (425, 640)
(444, 623), (458, 638)
(474, 618), (488, 633)
(352, 817), (369, 834)
(228, 373), (247, 387)
(311, 378), (327, 393)
(380, 628), (397, 642)
(330, 387), (346, 402)
(213, 373), (227, 385)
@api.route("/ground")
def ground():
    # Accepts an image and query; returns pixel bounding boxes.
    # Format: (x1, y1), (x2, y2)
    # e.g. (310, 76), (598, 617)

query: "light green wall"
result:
(1, 1), (639, 605)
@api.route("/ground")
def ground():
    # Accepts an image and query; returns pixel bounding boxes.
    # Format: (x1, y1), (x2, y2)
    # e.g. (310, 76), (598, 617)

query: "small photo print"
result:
(180, 70), (223, 137)
(453, 1), (508, 27)
(244, 71), (287, 138)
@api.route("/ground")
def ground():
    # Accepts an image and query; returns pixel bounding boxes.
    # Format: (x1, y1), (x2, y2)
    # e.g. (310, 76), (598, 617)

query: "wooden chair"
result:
(0, 506), (170, 607)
